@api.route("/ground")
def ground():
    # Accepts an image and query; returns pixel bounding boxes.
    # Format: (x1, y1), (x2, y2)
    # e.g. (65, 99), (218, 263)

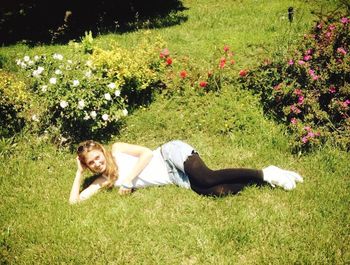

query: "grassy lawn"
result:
(1, 0), (349, 264)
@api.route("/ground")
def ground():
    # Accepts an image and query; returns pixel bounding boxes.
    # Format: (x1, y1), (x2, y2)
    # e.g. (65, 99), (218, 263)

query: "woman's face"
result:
(84, 149), (107, 173)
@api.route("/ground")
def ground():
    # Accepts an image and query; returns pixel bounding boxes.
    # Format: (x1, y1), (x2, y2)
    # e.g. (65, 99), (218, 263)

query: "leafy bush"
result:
(0, 70), (32, 137)
(240, 14), (350, 152)
(15, 33), (166, 143)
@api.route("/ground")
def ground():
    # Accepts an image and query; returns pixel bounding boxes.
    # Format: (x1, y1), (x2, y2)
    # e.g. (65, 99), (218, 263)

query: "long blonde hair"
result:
(77, 140), (118, 188)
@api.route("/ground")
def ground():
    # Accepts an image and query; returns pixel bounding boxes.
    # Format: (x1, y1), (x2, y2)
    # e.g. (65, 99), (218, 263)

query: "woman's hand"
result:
(118, 181), (134, 196)
(76, 156), (86, 174)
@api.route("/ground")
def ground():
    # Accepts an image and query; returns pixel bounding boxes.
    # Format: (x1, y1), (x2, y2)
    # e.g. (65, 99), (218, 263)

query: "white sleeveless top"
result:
(114, 148), (172, 188)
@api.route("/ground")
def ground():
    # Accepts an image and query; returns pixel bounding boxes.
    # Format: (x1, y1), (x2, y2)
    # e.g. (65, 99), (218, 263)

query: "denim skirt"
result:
(160, 140), (197, 189)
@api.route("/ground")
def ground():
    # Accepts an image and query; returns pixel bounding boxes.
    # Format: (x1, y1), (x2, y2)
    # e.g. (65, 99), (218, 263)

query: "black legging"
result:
(184, 154), (266, 197)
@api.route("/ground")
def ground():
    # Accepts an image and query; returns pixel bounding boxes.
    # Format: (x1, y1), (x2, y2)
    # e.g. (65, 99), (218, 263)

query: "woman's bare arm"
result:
(69, 157), (107, 204)
(112, 142), (153, 195)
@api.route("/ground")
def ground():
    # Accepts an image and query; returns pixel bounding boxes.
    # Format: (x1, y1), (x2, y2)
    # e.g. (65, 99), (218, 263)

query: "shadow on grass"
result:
(0, 0), (188, 46)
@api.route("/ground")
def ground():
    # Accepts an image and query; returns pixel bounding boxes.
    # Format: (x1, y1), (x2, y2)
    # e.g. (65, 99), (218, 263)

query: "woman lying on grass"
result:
(69, 140), (303, 204)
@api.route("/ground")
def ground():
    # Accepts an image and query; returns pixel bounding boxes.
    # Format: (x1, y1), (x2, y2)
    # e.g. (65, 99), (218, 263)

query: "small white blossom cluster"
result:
(17, 52), (129, 129)
(53, 53), (63, 60)
(32, 66), (44, 77)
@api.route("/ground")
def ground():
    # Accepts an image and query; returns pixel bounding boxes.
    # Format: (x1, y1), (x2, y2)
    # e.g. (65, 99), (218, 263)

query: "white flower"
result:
(41, 85), (47, 92)
(49, 77), (57, 84)
(55, 69), (62, 75)
(31, 114), (39, 122)
(102, 114), (109, 121)
(60, 100), (68, 108)
(37, 66), (44, 74)
(83, 114), (90, 120)
(28, 60), (34, 66)
(90, 111), (97, 119)
(72, 80), (80, 87)
(32, 70), (40, 77)
(104, 93), (111, 101)
(85, 70), (92, 78)
(33, 66), (44, 77)
(86, 60), (92, 67)
(34, 55), (40, 61)
(107, 83), (116, 89)
(20, 62), (27, 69)
(23, 55), (30, 62)
(114, 90), (121, 97)
(122, 109), (128, 116)
(67, 60), (72, 64)
(78, 99), (85, 109)
(16, 59), (21, 65)
(53, 53), (63, 60)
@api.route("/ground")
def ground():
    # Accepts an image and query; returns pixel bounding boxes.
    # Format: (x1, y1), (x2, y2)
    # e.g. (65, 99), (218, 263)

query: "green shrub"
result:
(0, 70), (31, 137)
(15, 33), (166, 143)
(240, 14), (350, 152)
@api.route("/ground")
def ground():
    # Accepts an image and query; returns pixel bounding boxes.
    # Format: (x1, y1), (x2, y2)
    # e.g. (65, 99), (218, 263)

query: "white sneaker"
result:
(262, 165), (303, 190)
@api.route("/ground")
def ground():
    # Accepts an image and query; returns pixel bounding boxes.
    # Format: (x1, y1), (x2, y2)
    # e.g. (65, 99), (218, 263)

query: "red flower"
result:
(329, 86), (336, 94)
(180, 70), (187, 79)
(166, 57), (173, 66)
(219, 57), (226, 69)
(199, 81), (208, 88)
(223, 45), (230, 52)
(239, 70), (247, 77)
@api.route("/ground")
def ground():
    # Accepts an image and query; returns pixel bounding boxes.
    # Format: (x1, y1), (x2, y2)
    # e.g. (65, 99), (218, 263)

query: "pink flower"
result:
(328, 24), (336, 31)
(274, 84), (282, 91)
(304, 126), (311, 132)
(317, 23), (323, 29)
(302, 136), (309, 144)
(325, 32), (332, 38)
(298, 95), (304, 105)
(308, 69), (315, 76)
(298, 60), (305, 65)
(166, 57), (173, 66)
(291, 118), (298, 124)
(340, 17), (350, 24)
(160, 48), (170, 58)
(288, 59), (294, 65)
(239, 69), (248, 77)
(306, 49), (313, 55)
(329, 86), (336, 94)
(312, 75), (319, 81)
(337, 47), (347, 55)
(294, 88), (302, 95)
(223, 45), (230, 52)
(199, 81), (208, 88)
(307, 131), (315, 138)
(304, 55), (312, 61)
(290, 105), (301, 114)
(180, 70), (187, 79)
(343, 99), (350, 107)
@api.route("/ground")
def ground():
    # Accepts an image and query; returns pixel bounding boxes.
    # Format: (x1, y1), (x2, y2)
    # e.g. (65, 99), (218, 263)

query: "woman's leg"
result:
(184, 154), (266, 196)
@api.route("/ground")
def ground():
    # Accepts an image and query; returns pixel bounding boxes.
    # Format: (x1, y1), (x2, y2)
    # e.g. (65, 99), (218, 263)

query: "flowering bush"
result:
(240, 14), (350, 152)
(16, 34), (166, 143)
(159, 45), (237, 96)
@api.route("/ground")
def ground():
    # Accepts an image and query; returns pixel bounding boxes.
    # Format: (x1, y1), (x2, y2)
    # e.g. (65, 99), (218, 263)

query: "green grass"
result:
(1, 0), (349, 264)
